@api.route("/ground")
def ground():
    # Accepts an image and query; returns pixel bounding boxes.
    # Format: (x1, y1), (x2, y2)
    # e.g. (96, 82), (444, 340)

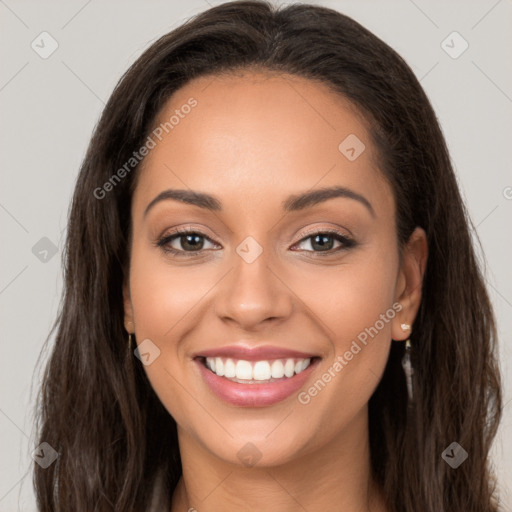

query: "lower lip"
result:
(195, 358), (320, 407)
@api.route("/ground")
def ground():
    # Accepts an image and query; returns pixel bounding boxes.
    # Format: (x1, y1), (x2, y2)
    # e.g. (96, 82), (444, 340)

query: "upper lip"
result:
(194, 345), (319, 361)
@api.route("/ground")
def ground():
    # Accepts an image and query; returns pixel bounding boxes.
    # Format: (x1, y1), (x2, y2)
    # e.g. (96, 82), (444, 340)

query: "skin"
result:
(123, 70), (428, 512)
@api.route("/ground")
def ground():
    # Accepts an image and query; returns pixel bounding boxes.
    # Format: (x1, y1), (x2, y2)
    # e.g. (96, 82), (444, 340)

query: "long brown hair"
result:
(33, 1), (502, 510)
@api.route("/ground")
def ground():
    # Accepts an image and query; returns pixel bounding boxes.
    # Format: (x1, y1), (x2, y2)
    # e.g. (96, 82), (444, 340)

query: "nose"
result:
(213, 247), (293, 331)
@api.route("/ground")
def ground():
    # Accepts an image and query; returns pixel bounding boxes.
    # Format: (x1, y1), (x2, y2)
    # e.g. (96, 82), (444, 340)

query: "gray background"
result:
(1, 0), (511, 510)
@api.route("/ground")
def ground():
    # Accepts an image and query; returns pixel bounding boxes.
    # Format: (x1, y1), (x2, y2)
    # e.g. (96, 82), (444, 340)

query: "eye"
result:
(292, 229), (356, 255)
(155, 227), (356, 258)
(156, 228), (218, 256)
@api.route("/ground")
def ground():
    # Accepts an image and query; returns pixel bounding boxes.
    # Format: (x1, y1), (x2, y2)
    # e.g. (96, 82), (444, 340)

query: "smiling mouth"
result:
(197, 356), (321, 384)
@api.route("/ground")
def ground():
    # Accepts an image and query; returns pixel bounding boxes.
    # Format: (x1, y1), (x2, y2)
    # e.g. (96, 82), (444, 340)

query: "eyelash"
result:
(155, 226), (356, 258)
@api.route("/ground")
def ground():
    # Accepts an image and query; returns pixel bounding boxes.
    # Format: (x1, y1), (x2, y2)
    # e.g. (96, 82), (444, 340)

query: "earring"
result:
(401, 338), (414, 403)
(400, 323), (411, 332)
(128, 332), (134, 350)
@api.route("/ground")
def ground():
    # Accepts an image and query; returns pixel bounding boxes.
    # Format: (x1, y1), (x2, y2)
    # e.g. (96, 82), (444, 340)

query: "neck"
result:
(170, 407), (387, 512)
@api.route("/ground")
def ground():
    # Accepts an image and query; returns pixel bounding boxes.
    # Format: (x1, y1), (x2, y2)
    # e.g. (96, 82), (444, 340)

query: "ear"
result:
(392, 226), (428, 341)
(123, 279), (135, 334)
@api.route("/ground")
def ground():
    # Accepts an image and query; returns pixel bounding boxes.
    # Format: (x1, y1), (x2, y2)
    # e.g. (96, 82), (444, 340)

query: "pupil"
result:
(183, 234), (203, 251)
(312, 234), (333, 251)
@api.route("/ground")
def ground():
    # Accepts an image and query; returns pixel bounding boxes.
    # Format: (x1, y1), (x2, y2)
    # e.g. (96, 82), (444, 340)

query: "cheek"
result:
(336, 255), (397, 343)
(294, 244), (398, 349)
(128, 247), (209, 424)
(129, 245), (213, 342)
(296, 243), (399, 417)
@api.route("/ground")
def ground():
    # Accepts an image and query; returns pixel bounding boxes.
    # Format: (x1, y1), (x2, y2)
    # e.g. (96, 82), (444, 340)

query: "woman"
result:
(33, 1), (503, 511)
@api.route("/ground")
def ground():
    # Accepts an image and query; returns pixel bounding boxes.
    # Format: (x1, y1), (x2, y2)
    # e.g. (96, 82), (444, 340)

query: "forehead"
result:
(133, 71), (393, 222)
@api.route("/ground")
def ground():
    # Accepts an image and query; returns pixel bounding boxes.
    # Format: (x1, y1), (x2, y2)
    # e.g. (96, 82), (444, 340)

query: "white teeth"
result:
(271, 360), (285, 379)
(224, 358), (236, 378)
(215, 357), (224, 376)
(236, 360), (253, 380)
(204, 357), (312, 381)
(284, 359), (295, 378)
(253, 361), (271, 381)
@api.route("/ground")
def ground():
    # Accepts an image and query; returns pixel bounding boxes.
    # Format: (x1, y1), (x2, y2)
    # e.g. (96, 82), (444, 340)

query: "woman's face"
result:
(124, 71), (425, 467)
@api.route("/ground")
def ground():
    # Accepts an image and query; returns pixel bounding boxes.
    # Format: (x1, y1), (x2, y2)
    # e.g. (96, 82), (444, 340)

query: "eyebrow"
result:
(143, 185), (375, 218)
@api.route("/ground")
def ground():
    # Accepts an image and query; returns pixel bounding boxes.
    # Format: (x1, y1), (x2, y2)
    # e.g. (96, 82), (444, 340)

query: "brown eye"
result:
(157, 228), (218, 256)
(292, 230), (356, 255)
